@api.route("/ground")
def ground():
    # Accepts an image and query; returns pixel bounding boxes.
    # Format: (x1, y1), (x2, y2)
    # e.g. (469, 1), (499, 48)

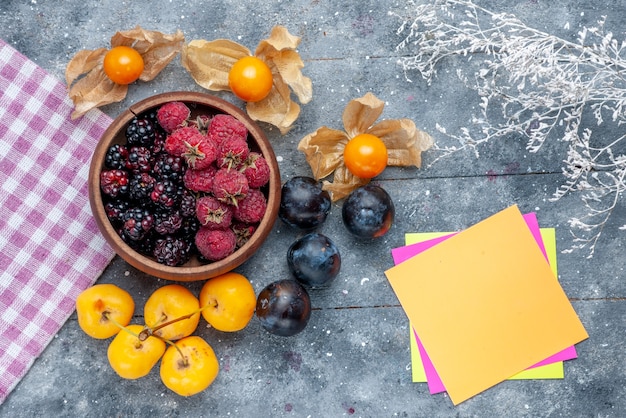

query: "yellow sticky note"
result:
(410, 327), (428, 382)
(405, 227), (564, 386)
(385, 205), (588, 405)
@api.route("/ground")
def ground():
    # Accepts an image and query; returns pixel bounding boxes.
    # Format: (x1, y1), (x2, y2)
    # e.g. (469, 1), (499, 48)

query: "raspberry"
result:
(157, 101), (191, 133)
(212, 168), (249, 206)
(195, 227), (237, 261)
(191, 114), (211, 133)
(233, 189), (267, 224)
(100, 169), (129, 198)
(232, 221), (257, 248)
(164, 126), (218, 170)
(164, 126), (202, 157)
(240, 152), (270, 188)
(104, 144), (129, 170)
(128, 172), (156, 201)
(196, 196), (233, 230)
(207, 114), (248, 145)
(126, 117), (156, 147)
(217, 135), (249, 169)
(122, 207), (154, 241)
(183, 165), (216, 193)
(153, 235), (191, 266)
(181, 133), (218, 170)
(154, 210), (183, 235)
(125, 146), (152, 173)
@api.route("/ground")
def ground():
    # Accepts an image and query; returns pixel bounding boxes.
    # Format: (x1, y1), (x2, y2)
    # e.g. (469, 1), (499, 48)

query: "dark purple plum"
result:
(287, 233), (341, 287)
(342, 184), (395, 238)
(256, 279), (311, 337)
(278, 176), (331, 230)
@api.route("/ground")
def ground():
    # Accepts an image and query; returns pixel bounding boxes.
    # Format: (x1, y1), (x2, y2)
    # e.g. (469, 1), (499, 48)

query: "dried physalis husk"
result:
(181, 26), (312, 134)
(65, 26), (184, 119)
(321, 166), (371, 202)
(298, 92), (434, 201)
(181, 39), (251, 91)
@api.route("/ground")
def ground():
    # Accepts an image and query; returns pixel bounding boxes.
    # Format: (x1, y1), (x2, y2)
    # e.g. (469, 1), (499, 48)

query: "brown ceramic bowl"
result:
(88, 92), (280, 281)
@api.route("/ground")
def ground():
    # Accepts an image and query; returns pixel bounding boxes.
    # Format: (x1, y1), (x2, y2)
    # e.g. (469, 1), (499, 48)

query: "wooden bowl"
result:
(88, 92), (281, 281)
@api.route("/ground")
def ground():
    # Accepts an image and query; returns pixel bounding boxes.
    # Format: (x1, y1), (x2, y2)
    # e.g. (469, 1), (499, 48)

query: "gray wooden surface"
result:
(1, 1), (624, 416)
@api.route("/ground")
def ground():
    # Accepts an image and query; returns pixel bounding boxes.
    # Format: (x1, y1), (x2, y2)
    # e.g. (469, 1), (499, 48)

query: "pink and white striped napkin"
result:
(0, 39), (116, 404)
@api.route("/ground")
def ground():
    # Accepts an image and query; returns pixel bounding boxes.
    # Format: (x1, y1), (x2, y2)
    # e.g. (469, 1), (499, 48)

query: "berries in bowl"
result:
(88, 92), (280, 281)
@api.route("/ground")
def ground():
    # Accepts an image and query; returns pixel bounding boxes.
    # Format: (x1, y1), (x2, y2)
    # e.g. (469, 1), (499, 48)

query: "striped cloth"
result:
(0, 39), (115, 404)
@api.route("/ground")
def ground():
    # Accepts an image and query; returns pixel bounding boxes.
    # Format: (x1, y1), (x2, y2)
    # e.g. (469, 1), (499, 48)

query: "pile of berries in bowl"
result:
(88, 92), (280, 281)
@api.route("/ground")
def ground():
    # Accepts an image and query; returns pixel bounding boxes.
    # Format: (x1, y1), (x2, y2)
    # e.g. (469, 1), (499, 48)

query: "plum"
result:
(287, 233), (341, 287)
(256, 279), (311, 337)
(342, 184), (395, 238)
(278, 176), (331, 230)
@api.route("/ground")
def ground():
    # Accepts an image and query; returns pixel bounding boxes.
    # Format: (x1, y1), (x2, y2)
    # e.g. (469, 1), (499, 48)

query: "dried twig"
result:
(391, 0), (626, 256)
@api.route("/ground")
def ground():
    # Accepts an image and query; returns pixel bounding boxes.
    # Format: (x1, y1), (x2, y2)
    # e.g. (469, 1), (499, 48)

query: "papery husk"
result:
(68, 69), (128, 120)
(65, 48), (107, 87)
(65, 26), (184, 119)
(246, 74), (301, 135)
(110, 26), (185, 81)
(369, 119), (434, 168)
(298, 92), (435, 201)
(255, 26), (301, 56)
(181, 39), (251, 91)
(343, 92), (385, 138)
(182, 26), (312, 134)
(66, 47), (129, 119)
(322, 165), (370, 202)
(252, 26), (312, 133)
(297, 127), (349, 180)
(256, 26), (313, 105)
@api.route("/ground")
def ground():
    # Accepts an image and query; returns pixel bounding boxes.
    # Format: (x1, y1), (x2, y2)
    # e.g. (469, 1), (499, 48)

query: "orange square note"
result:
(384, 205), (588, 405)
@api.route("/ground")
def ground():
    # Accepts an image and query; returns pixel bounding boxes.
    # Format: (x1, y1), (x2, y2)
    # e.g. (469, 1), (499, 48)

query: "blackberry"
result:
(126, 117), (156, 147)
(100, 169), (129, 198)
(154, 210), (183, 235)
(104, 199), (130, 226)
(152, 129), (166, 155)
(104, 144), (129, 170)
(128, 172), (156, 201)
(140, 109), (161, 129)
(122, 206), (154, 241)
(118, 227), (156, 257)
(125, 146), (152, 173)
(150, 179), (180, 209)
(177, 216), (200, 242)
(153, 236), (191, 267)
(153, 153), (186, 183)
(196, 252), (211, 264)
(179, 188), (197, 218)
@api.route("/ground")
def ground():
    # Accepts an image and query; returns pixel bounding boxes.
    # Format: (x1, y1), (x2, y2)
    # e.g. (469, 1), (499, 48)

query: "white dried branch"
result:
(391, 0), (626, 255)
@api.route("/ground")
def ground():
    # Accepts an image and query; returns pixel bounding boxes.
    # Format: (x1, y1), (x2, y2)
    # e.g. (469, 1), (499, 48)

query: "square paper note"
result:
(403, 227), (577, 394)
(384, 205), (588, 405)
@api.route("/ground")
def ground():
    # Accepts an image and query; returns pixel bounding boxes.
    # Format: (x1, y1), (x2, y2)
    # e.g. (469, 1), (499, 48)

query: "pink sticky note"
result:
(393, 213), (578, 394)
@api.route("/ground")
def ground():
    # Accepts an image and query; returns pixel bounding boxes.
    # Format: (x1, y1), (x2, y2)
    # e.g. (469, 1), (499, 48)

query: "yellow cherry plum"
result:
(107, 324), (166, 379)
(160, 336), (219, 396)
(75, 283), (135, 339)
(199, 272), (256, 332)
(144, 284), (200, 341)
